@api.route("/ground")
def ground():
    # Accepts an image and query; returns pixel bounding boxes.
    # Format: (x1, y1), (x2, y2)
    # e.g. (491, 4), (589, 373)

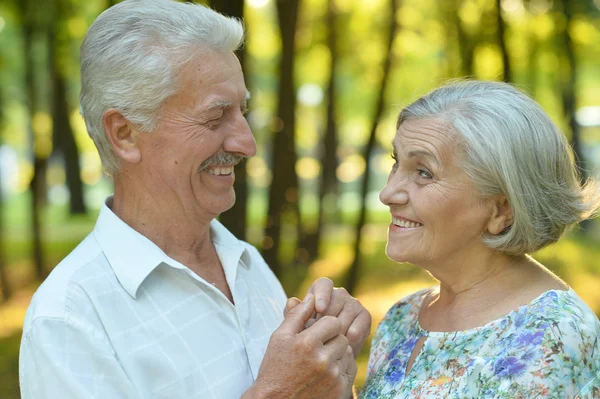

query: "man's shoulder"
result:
(23, 233), (109, 334)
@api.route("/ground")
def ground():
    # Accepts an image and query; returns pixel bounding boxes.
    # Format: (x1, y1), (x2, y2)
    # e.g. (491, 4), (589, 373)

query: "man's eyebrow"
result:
(204, 91), (251, 112)
(205, 101), (232, 112)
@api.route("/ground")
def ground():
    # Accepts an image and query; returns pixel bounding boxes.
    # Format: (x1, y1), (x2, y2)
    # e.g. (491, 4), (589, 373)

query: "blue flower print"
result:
(493, 356), (526, 378)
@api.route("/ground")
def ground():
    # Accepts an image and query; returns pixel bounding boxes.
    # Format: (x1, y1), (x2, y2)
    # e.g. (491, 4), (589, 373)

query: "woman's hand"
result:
(286, 277), (372, 358)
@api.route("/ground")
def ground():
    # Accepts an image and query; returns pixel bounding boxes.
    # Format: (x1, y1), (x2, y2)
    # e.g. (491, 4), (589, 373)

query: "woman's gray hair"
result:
(80, 0), (244, 175)
(398, 80), (600, 255)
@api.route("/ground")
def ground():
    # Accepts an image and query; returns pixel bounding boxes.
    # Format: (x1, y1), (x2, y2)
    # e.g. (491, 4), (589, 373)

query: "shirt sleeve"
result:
(20, 316), (139, 399)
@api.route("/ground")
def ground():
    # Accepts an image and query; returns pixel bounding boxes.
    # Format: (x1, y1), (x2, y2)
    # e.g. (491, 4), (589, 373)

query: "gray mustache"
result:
(199, 152), (246, 171)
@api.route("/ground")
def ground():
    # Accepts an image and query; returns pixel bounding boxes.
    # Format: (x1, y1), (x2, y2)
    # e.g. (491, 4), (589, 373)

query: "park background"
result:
(1, 0), (600, 396)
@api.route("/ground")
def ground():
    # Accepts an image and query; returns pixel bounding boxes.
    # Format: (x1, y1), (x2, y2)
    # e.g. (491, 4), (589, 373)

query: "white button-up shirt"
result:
(20, 199), (287, 398)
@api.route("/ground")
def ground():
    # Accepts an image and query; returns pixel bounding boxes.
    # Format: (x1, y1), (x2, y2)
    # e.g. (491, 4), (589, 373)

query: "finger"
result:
(343, 346), (358, 379)
(284, 297), (301, 318)
(317, 287), (350, 321)
(346, 308), (372, 342)
(336, 295), (369, 336)
(308, 277), (334, 314)
(299, 315), (342, 344)
(277, 293), (315, 335)
(339, 345), (354, 375)
(322, 334), (349, 362)
(304, 318), (317, 329)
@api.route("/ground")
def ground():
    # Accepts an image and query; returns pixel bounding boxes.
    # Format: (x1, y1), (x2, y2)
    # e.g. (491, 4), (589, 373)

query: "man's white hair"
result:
(398, 80), (600, 255)
(80, 0), (244, 175)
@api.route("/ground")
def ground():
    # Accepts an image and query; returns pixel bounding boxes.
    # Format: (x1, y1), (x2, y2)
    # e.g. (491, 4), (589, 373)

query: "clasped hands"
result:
(248, 278), (372, 399)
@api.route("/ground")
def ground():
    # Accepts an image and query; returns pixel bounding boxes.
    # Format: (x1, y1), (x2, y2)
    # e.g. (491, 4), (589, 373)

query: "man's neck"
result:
(111, 177), (215, 269)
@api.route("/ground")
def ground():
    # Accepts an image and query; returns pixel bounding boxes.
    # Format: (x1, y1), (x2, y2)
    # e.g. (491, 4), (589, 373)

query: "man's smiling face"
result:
(134, 51), (256, 220)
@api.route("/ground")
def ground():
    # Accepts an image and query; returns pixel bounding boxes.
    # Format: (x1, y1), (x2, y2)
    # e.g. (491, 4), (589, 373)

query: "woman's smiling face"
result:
(379, 118), (494, 267)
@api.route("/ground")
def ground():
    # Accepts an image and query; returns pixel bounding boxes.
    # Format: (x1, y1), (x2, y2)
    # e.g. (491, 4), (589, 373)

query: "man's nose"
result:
(224, 114), (256, 158)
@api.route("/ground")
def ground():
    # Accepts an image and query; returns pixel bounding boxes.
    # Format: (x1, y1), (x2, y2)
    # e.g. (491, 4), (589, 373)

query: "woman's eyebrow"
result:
(407, 149), (440, 166)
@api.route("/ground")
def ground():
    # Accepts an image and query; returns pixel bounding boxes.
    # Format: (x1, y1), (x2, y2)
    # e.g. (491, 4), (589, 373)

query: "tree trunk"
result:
(20, 0), (46, 280)
(453, 0), (476, 77)
(345, 0), (400, 295)
(49, 1), (87, 215)
(557, 0), (590, 232)
(52, 73), (87, 214)
(0, 84), (10, 301)
(263, 0), (301, 277)
(495, 0), (512, 82)
(559, 1), (585, 182)
(210, 0), (249, 241)
(303, 0), (340, 262)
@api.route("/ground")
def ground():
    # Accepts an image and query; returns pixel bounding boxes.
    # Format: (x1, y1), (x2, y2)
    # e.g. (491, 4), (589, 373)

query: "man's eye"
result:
(206, 119), (221, 128)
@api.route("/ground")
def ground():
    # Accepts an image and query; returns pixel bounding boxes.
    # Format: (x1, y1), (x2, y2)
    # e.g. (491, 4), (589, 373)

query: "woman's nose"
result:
(379, 174), (409, 206)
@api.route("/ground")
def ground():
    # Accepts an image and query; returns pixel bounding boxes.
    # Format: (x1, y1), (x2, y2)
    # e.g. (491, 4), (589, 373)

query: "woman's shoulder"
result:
(515, 288), (600, 358)
(379, 287), (436, 328)
(526, 288), (599, 331)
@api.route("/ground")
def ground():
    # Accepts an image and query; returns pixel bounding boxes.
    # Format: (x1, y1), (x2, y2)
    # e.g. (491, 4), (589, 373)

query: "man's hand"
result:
(244, 294), (356, 399)
(285, 278), (372, 358)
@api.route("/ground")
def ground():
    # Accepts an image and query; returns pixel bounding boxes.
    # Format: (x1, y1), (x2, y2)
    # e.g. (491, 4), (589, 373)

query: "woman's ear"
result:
(102, 108), (141, 164)
(487, 196), (513, 235)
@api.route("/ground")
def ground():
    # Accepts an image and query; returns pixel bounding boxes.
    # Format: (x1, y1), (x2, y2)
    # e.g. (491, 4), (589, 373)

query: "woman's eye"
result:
(417, 168), (433, 179)
(391, 153), (398, 163)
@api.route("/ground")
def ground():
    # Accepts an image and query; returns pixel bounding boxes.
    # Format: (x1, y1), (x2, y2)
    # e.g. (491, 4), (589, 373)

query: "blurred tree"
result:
(50, 0), (87, 215)
(557, 0), (586, 182)
(210, 0), (249, 241)
(556, 0), (595, 232)
(263, 0), (302, 277)
(0, 174), (8, 301)
(302, 0), (340, 262)
(452, 0), (476, 76)
(345, 0), (400, 295)
(495, 0), (512, 82)
(0, 60), (10, 301)
(19, 0), (46, 279)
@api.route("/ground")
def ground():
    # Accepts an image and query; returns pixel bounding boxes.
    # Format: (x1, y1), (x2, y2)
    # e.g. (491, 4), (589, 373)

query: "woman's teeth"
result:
(206, 166), (234, 176)
(392, 217), (423, 228)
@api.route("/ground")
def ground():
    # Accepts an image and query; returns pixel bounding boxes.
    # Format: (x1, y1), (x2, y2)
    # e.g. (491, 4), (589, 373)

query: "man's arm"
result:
(20, 317), (138, 399)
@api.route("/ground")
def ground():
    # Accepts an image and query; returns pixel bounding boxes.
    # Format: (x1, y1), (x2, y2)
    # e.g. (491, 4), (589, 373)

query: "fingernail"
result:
(303, 293), (313, 303)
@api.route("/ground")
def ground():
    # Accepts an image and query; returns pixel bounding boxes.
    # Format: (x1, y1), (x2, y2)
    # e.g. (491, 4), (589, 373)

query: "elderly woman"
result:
(360, 80), (600, 398)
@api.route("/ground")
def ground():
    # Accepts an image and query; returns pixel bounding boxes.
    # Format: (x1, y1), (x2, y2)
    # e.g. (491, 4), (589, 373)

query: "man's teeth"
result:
(392, 217), (422, 228)
(206, 166), (234, 176)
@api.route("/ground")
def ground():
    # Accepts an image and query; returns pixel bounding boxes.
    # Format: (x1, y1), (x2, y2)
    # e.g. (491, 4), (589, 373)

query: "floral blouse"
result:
(360, 288), (600, 399)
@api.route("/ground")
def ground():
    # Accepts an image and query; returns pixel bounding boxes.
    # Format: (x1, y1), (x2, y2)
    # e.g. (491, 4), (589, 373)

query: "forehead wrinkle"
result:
(396, 119), (459, 168)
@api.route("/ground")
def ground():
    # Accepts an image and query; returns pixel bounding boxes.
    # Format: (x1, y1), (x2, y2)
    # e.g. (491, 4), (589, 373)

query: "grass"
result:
(0, 199), (599, 397)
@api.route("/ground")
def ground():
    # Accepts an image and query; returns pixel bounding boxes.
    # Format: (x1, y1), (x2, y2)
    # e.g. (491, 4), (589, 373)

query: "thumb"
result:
(284, 297), (302, 318)
(277, 294), (315, 334)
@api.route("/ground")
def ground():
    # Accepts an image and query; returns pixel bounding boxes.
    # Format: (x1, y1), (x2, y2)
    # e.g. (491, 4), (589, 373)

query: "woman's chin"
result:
(385, 245), (411, 263)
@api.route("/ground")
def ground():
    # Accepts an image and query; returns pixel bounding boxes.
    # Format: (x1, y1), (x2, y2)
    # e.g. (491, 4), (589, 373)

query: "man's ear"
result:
(102, 108), (142, 164)
(487, 196), (513, 235)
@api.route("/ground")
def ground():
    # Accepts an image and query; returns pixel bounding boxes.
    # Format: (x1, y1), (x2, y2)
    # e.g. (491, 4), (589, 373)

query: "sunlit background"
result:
(0, 0), (599, 396)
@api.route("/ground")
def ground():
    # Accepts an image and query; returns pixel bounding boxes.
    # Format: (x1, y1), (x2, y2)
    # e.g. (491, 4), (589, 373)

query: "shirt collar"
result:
(93, 196), (250, 299)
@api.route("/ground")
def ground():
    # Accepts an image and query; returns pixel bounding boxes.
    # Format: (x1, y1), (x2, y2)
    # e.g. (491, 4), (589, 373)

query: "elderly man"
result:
(19, 0), (370, 398)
